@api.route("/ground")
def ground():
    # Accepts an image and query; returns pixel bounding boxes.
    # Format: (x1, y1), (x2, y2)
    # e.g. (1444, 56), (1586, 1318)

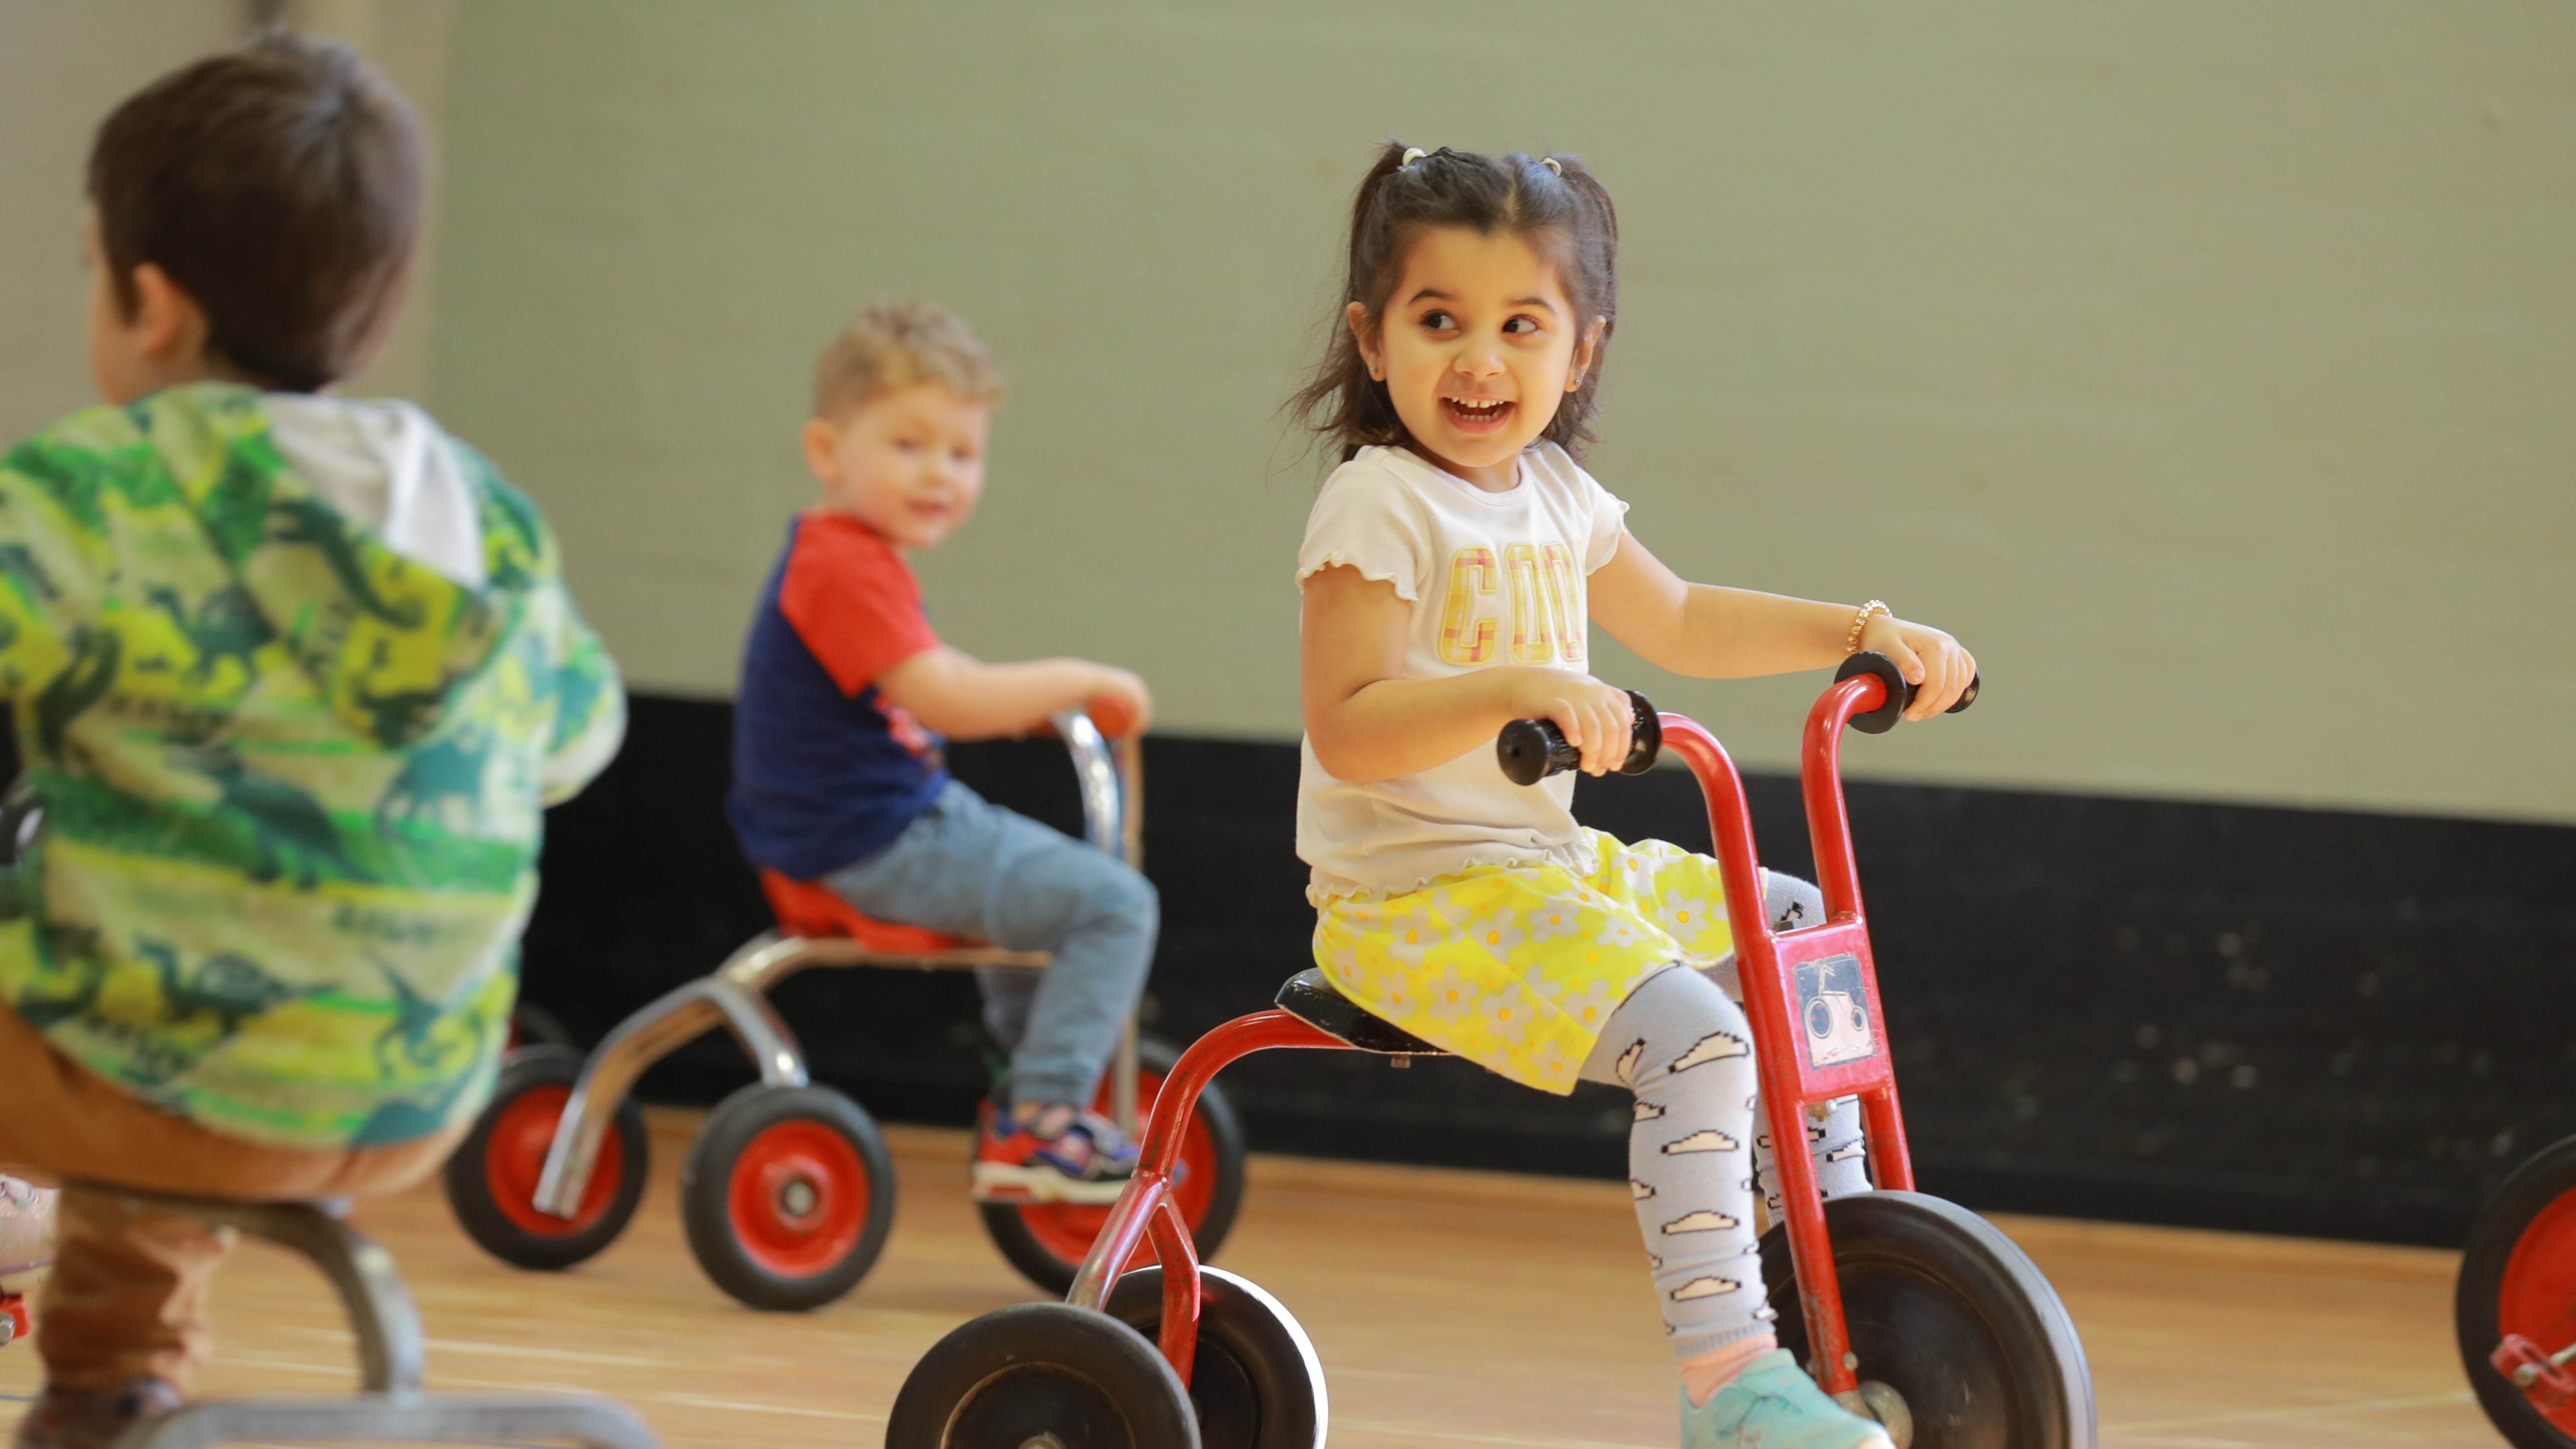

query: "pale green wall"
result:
(429, 2), (2576, 824)
(0, 2), (453, 429)
(0, 1), (245, 440)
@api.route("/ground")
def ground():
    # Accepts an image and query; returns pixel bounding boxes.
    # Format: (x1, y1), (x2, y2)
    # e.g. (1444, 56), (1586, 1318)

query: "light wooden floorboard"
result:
(0, 1110), (2500, 1447)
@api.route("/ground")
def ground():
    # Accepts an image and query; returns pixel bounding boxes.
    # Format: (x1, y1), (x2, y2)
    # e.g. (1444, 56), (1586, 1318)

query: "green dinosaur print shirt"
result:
(0, 383), (624, 1149)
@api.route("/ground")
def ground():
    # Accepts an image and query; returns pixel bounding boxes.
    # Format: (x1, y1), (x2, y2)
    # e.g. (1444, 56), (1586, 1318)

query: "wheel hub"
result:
(1837, 1380), (1914, 1448)
(777, 1175), (819, 1220)
(950, 1367), (1128, 1447)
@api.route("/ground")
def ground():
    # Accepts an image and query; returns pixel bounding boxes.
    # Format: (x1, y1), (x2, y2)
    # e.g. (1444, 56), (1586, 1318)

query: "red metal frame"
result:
(1065, 1009), (1344, 1385)
(1066, 672), (1913, 1400)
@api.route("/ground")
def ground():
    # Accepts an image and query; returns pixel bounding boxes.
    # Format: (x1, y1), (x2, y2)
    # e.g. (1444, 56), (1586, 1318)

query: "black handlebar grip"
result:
(1840, 652), (1981, 735)
(1497, 690), (1662, 786)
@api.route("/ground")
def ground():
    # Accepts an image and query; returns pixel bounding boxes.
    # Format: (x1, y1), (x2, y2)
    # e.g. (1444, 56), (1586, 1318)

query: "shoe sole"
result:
(971, 1163), (1132, 1205)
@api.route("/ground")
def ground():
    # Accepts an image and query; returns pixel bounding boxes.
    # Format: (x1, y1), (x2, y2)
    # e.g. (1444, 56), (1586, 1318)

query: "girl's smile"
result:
(1351, 225), (1599, 490)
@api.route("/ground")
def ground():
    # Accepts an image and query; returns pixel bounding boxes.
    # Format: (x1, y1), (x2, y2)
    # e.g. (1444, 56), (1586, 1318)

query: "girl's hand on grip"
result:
(1858, 614), (1977, 721)
(1503, 668), (1632, 776)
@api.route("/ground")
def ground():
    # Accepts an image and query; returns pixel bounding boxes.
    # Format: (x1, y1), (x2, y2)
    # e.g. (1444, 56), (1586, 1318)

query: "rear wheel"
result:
(442, 1046), (647, 1271)
(1759, 1191), (2095, 1449)
(886, 1302), (1200, 1449)
(680, 1083), (894, 1311)
(506, 1003), (575, 1053)
(979, 1035), (1248, 1295)
(1105, 1266), (1327, 1449)
(2458, 1133), (2576, 1447)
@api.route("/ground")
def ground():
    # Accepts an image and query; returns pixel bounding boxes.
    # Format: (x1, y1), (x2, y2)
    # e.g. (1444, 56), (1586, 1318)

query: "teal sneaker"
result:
(1681, 1350), (1894, 1449)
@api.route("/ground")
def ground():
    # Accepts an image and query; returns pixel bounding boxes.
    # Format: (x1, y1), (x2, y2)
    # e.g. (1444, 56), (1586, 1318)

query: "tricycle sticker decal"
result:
(1796, 953), (1877, 1070)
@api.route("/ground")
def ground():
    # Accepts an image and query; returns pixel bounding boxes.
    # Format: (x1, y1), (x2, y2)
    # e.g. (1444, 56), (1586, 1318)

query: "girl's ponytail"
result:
(1290, 139), (1421, 461)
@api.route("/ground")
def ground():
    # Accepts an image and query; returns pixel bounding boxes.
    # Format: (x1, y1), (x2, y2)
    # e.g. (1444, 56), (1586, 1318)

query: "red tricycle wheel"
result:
(442, 1046), (650, 1271)
(2462, 1133), (2576, 1447)
(977, 1036), (1248, 1296)
(2501, 1193), (2576, 1437)
(724, 1118), (872, 1280)
(680, 1083), (895, 1311)
(485, 1085), (627, 1240)
(0, 1292), (29, 1347)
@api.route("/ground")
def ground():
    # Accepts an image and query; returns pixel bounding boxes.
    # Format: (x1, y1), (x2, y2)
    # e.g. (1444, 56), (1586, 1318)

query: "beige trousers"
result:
(0, 1005), (462, 1390)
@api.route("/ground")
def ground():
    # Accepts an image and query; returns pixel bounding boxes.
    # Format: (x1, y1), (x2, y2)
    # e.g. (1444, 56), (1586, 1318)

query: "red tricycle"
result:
(442, 711), (1247, 1309)
(885, 655), (2095, 1449)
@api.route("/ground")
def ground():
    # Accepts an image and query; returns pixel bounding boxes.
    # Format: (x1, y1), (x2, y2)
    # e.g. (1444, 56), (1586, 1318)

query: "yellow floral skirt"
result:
(1311, 830), (1738, 1094)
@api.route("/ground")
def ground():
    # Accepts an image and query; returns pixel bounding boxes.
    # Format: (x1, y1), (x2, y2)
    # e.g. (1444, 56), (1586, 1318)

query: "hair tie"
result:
(1541, 156), (1563, 176)
(1400, 147), (1427, 168)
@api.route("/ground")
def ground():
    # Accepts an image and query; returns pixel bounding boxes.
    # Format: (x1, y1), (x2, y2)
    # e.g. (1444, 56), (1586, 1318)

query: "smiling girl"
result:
(1289, 143), (1976, 1448)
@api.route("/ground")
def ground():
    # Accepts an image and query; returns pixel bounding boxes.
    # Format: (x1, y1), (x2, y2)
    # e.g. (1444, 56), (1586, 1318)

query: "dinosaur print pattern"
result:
(137, 936), (314, 1035)
(376, 726), (492, 835)
(145, 584), (274, 685)
(1313, 831), (1735, 1093)
(0, 383), (624, 1149)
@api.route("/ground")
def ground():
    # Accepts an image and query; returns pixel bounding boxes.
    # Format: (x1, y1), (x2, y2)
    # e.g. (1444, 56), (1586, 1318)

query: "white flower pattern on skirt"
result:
(1656, 888), (1720, 938)
(1528, 895), (1585, 942)
(1314, 831), (1741, 1092)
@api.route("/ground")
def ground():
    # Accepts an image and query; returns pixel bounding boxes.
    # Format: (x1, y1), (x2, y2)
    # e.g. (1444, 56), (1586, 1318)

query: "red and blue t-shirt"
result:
(728, 512), (948, 878)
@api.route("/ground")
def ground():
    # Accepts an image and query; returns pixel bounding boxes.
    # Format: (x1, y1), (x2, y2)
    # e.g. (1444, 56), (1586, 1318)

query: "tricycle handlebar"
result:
(1836, 651), (1980, 736)
(1495, 690), (1662, 786)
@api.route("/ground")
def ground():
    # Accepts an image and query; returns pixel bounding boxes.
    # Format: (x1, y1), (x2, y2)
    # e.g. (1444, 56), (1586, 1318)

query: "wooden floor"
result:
(0, 1110), (2501, 1448)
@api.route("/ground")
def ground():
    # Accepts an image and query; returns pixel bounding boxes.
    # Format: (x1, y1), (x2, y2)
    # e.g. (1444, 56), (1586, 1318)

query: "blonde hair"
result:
(812, 300), (1002, 421)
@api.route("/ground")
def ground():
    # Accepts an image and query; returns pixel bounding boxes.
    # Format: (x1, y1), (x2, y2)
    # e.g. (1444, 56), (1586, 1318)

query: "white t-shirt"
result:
(1294, 443), (1630, 899)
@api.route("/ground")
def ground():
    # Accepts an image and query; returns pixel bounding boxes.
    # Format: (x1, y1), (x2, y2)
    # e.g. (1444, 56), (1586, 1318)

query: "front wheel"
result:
(679, 1083), (894, 1311)
(442, 1045), (647, 1271)
(979, 1035), (1248, 1295)
(1759, 1191), (2095, 1449)
(885, 1302), (1201, 1449)
(2458, 1133), (2576, 1448)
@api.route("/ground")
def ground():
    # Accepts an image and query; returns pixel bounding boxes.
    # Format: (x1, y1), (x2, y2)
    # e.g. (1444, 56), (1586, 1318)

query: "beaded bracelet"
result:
(1846, 599), (1890, 655)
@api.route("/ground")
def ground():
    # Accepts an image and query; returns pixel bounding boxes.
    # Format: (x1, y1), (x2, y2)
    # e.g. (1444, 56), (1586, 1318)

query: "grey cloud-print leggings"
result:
(1572, 871), (1870, 1359)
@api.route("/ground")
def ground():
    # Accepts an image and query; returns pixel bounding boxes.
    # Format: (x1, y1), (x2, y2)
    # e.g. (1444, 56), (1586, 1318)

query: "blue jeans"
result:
(822, 781), (1157, 1109)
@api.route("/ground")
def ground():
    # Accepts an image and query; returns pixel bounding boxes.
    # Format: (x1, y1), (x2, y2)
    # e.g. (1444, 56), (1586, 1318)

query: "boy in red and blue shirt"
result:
(729, 302), (1155, 1200)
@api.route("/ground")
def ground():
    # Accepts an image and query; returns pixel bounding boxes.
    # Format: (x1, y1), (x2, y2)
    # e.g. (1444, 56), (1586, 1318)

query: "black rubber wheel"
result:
(887, 1302), (1201, 1449)
(1759, 1191), (2095, 1449)
(679, 1082), (894, 1311)
(979, 1035), (1249, 1296)
(2458, 1133), (2576, 1448)
(442, 1045), (647, 1271)
(1104, 1265), (1326, 1449)
(507, 1002), (576, 1052)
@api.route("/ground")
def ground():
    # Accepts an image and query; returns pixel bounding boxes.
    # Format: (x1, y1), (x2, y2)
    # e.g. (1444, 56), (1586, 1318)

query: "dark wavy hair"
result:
(1290, 142), (1620, 464)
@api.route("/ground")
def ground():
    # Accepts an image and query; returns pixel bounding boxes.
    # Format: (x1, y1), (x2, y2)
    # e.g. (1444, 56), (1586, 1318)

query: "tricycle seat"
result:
(759, 871), (1009, 958)
(1275, 969), (1441, 1055)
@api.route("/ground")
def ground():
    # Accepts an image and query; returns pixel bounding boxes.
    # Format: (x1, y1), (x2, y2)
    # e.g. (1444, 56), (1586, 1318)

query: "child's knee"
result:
(1094, 861), (1157, 937)
(1583, 966), (1754, 1093)
(1763, 870), (1826, 933)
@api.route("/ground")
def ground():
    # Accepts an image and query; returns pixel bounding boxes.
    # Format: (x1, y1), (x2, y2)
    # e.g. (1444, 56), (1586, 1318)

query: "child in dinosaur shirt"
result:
(0, 35), (622, 1448)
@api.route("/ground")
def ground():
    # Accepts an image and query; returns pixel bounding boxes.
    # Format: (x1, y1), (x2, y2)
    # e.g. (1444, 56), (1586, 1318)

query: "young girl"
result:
(1291, 143), (1976, 1449)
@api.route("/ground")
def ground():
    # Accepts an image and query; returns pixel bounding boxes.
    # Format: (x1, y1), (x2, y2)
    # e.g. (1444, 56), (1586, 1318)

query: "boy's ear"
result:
(1345, 302), (1384, 381)
(1565, 317), (1606, 391)
(129, 262), (210, 366)
(800, 418), (842, 486)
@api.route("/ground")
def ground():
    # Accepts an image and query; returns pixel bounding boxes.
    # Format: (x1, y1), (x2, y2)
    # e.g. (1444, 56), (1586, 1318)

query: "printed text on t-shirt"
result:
(1436, 543), (1585, 666)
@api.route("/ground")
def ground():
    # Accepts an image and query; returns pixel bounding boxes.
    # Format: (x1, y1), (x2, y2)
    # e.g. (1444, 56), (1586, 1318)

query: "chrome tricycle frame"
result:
(529, 711), (1145, 1223)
